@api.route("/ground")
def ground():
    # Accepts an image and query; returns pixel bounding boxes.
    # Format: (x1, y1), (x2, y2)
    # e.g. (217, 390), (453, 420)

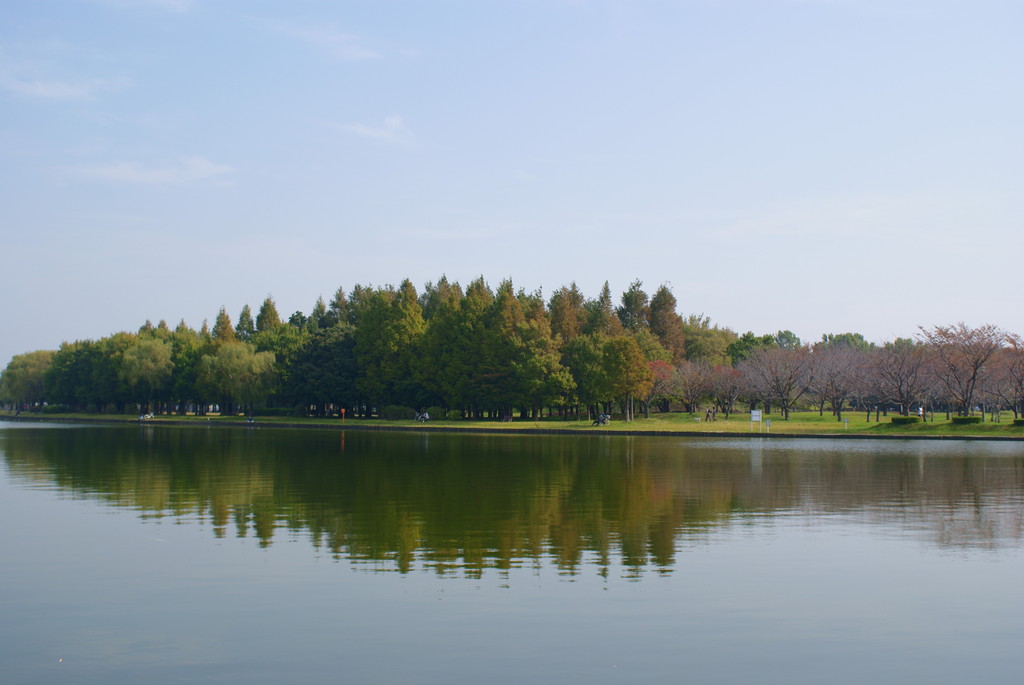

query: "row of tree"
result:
(2, 277), (1021, 420)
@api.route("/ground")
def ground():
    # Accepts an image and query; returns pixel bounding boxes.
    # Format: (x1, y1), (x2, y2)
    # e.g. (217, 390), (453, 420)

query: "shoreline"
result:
(3, 414), (1023, 442)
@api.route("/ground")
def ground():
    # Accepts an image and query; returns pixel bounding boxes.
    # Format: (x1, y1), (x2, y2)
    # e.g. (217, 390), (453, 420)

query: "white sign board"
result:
(750, 410), (762, 422)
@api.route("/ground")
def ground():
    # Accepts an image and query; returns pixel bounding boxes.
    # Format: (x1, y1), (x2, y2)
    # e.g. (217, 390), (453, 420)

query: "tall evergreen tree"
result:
(617, 279), (650, 332)
(212, 307), (238, 344)
(328, 286), (349, 326)
(549, 283), (587, 345)
(310, 296), (329, 329)
(417, 280), (463, 410)
(584, 282), (624, 337)
(648, 285), (686, 362)
(256, 296), (282, 333)
(420, 275), (462, 322)
(236, 305), (256, 341)
(354, 282), (427, 409)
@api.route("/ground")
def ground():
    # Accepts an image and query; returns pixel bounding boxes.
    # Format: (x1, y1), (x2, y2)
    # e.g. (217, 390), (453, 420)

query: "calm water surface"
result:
(1, 422), (1022, 684)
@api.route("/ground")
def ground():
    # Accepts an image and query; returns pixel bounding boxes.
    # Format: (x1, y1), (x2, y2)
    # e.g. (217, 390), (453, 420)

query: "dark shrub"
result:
(890, 416), (921, 425)
(951, 416), (982, 425)
(423, 406), (447, 420)
(381, 405), (417, 420)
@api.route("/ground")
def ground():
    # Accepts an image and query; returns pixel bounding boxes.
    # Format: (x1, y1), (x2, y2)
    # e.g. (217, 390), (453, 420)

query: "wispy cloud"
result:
(0, 43), (132, 101)
(342, 115), (411, 142)
(67, 156), (234, 184)
(89, 0), (195, 12)
(0, 73), (129, 101)
(271, 24), (378, 60)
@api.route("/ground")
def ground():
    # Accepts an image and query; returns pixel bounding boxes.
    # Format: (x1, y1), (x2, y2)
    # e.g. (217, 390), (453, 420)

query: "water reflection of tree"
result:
(3, 428), (1022, 575)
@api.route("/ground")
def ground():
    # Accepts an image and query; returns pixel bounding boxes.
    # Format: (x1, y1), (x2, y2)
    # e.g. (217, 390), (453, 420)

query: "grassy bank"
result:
(4, 409), (1024, 439)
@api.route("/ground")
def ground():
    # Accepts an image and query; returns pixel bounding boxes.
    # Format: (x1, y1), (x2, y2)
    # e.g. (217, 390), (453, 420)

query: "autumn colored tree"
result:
(867, 339), (930, 417)
(808, 344), (863, 420)
(602, 336), (653, 421)
(740, 346), (811, 419)
(676, 360), (711, 413)
(643, 360), (679, 416)
(986, 337), (1024, 418)
(918, 323), (1003, 416)
(709, 365), (743, 419)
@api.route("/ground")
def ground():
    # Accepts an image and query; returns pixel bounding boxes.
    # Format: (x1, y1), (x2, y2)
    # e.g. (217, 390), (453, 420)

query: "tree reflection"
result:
(3, 427), (1022, 574)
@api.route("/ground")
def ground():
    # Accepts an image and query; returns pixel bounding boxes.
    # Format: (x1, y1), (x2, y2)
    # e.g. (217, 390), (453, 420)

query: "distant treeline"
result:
(2, 277), (1022, 421)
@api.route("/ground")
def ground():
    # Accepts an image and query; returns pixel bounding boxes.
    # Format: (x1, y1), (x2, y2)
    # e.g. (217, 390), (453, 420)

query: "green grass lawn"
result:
(7, 408), (1023, 438)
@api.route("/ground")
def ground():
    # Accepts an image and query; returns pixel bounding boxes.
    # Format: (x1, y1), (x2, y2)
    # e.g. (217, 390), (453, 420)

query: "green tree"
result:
(616, 279), (650, 332)
(212, 307), (238, 344)
(562, 334), (607, 419)
(817, 332), (872, 351)
(309, 296), (330, 329)
(44, 334), (134, 413)
(251, 323), (308, 406)
(416, 278), (466, 410)
(726, 331), (776, 365)
(236, 305), (256, 342)
(512, 313), (575, 418)
(354, 281), (427, 409)
(198, 342), (277, 416)
(456, 277), (496, 416)
(774, 330), (802, 350)
(170, 321), (206, 414)
(420, 275), (462, 322)
(287, 324), (358, 415)
(256, 296), (282, 333)
(120, 338), (174, 414)
(327, 286), (349, 326)
(584, 282), (624, 337)
(648, 285), (686, 362)
(682, 315), (736, 366)
(0, 350), (55, 408)
(632, 328), (671, 363)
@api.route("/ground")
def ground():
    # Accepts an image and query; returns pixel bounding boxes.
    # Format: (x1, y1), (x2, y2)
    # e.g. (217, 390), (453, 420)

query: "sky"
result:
(2, 0), (1022, 366)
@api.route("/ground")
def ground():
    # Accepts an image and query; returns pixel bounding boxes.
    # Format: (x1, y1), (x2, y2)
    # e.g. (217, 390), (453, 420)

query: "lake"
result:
(1, 422), (1021, 684)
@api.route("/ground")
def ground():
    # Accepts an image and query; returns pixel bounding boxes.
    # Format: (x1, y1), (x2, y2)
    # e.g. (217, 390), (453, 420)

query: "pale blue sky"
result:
(2, 0), (1022, 365)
